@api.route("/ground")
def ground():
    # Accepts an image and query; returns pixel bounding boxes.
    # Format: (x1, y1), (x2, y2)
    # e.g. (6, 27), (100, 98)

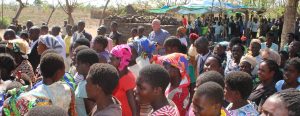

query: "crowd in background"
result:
(0, 13), (299, 116)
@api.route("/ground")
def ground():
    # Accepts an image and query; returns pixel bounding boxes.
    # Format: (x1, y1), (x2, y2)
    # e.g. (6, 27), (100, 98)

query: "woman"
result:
(203, 55), (224, 75)
(248, 60), (283, 112)
(225, 44), (244, 75)
(239, 55), (258, 85)
(275, 58), (300, 91)
(154, 53), (190, 116)
(6, 39), (35, 82)
(110, 44), (138, 116)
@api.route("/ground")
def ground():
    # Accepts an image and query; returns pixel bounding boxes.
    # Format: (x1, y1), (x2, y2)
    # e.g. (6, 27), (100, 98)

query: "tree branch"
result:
(58, 0), (68, 14)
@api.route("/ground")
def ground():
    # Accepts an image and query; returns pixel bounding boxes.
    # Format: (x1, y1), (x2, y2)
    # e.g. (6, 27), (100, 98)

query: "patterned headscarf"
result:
(39, 35), (64, 56)
(153, 53), (190, 87)
(6, 39), (30, 55)
(128, 38), (156, 59)
(110, 44), (132, 71)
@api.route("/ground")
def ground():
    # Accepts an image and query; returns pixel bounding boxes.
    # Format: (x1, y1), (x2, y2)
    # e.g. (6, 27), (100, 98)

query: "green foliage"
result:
(0, 17), (11, 29)
(33, 0), (43, 6)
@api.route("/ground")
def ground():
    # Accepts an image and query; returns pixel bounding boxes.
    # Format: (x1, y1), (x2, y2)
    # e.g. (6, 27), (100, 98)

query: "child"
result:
(69, 45), (89, 77)
(154, 53), (190, 115)
(192, 82), (224, 116)
(276, 58), (300, 91)
(4, 53), (76, 115)
(110, 45), (138, 116)
(86, 63), (121, 116)
(224, 71), (259, 115)
(91, 35), (110, 63)
(135, 64), (180, 116)
(75, 49), (99, 116)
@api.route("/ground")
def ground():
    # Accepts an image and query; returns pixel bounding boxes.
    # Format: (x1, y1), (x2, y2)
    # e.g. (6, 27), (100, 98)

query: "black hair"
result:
(164, 36), (187, 54)
(225, 71), (253, 99)
(40, 53), (65, 78)
(267, 32), (274, 38)
(229, 37), (242, 48)
(285, 58), (300, 72)
(27, 106), (68, 116)
(131, 27), (137, 33)
(288, 33), (295, 39)
(138, 26), (144, 33)
(195, 36), (209, 45)
(197, 71), (224, 88)
(74, 45), (89, 52)
(76, 49), (99, 65)
(111, 21), (118, 26)
(40, 25), (49, 32)
(195, 82), (224, 104)
(271, 88), (300, 116)
(20, 32), (28, 38)
(74, 38), (90, 47)
(0, 53), (16, 74)
(93, 35), (108, 49)
(0, 44), (6, 53)
(232, 43), (245, 52)
(41, 49), (58, 58)
(279, 51), (289, 60)
(139, 64), (170, 92)
(263, 60), (283, 82)
(207, 55), (222, 67)
(88, 63), (119, 95)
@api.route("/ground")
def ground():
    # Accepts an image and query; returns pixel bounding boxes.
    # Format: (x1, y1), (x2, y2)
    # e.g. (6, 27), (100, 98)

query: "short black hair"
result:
(76, 49), (99, 65)
(137, 26), (144, 33)
(41, 25), (49, 32)
(40, 53), (65, 78)
(195, 82), (224, 104)
(74, 45), (89, 52)
(139, 64), (170, 92)
(263, 60), (283, 82)
(88, 63), (119, 95)
(232, 43), (245, 52)
(93, 35), (108, 49)
(229, 37), (242, 48)
(195, 36), (209, 45)
(267, 32), (274, 37)
(207, 55), (222, 67)
(285, 58), (300, 72)
(41, 49), (58, 58)
(131, 27), (137, 33)
(0, 53), (16, 73)
(20, 32), (28, 38)
(197, 71), (224, 88)
(27, 106), (68, 116)
(270, 88), (300, 116)
(279, 51), (289, 60)
(74, 38), (90, 47)
(225, 71), (253, 99)
(164, 36), (187, 54)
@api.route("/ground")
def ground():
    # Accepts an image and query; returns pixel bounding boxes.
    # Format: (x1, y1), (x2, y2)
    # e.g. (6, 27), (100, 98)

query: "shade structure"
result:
(177, 8), (219, 14)
(147, 5), (178, 14)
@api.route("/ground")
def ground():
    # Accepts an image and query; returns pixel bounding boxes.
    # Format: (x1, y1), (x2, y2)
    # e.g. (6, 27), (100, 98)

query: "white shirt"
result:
(261, 42), (279, 51)
(213, 25), (224, 35)
(248, 22), (260, 32)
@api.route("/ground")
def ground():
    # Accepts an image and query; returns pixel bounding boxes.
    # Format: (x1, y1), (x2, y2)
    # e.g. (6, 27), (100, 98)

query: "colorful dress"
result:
(151, 100), (179, 116)
(12, 60), (35, 80)
(113, 71), (136, 116)
(154, 53), (190, 116)
(226, 103), (259, 116)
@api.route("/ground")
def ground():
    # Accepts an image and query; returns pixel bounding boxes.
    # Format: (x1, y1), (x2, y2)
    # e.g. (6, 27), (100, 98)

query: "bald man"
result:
(148, 19), (170, 55)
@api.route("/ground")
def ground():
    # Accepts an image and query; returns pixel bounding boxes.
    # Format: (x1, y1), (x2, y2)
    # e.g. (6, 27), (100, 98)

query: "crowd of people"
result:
(0, 14), (300, 116)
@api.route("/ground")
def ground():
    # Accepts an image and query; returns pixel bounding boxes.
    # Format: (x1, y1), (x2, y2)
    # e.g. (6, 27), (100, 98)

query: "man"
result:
(28, 26), (41, 71)
(109, 21), (123, 45)
(71, 20), (92, 44)
(97, 25), (113, 51)
(283, 33), (297, 52)
(3, 29), (17, 40)
(51, 26), (66, 59)
(248, 18), (259, 39)
(261, 32), (279, 51)
(148, 19), (170, 55)
(61, 20), (68, 38)
(64, 24), (72, 56)
(40, 25), (49, 35)
(25, 20), (34, 32)
(195, 37), (212, 76)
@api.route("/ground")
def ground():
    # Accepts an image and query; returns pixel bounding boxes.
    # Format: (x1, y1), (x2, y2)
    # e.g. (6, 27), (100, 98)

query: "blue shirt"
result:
(148, 29), (170, 55)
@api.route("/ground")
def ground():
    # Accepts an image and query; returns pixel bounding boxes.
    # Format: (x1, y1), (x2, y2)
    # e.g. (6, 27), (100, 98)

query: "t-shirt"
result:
(113, 71), (136, 116)
(75, 80), (88, 116)
(91, 97), (122, 116)
(275, 80), (300, 91)
(248, 22), (260, 32)
(226, 103), (259, 116)
(64, 35), (72, 55)
(151, 105), (180, 116)
(261, 42), (279, 51)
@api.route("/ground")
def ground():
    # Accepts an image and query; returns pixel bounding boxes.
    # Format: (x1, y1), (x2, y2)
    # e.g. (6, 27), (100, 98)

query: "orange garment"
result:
(113, 71), (136, 116)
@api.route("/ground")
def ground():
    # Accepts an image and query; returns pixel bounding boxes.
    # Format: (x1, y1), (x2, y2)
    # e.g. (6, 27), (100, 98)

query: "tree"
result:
(58, 0), (78, 25)
(12, 0), (26, 23)
(280, 0), (299, 50)
(33, 0), (43, 6)
(46, 4), (58, 25)
(99, 0), (110, 26)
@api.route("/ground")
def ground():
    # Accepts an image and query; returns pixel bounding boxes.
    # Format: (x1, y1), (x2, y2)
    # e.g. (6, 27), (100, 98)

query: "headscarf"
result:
(6, 39), (30, 58)
(128, 38), (156, 59)
(240, 55), (257, 69)
(39, 35), (64, 56)
(261, 48), (281, 65)
(110, 44), (132, 71)
(153, 53), (190, 87)
(189, 33), (199, 41)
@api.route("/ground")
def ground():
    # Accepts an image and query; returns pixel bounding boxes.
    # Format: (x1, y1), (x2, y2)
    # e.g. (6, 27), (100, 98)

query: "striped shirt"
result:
(151, 105), (180, 116)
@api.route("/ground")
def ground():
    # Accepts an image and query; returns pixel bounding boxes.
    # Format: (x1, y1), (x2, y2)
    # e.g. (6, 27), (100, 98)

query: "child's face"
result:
(239, 61), (252, 75)
(86, 77), (100, 102)
(92, 42), (104, 52)
(75, 60), (90, 76)
(224, 84), (239, 103)
(135, 77), (156, 104)
(283, 65), (300, 85)
(192, 94), (221, 116)
(203, 57), (222, 73)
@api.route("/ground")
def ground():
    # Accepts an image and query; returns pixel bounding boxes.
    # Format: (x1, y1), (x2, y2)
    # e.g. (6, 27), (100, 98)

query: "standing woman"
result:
(110, 44), (138, 116)
(6, 39), (35, 81)
(248, 60), (283, 112)
(154, 53), (190, 116)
